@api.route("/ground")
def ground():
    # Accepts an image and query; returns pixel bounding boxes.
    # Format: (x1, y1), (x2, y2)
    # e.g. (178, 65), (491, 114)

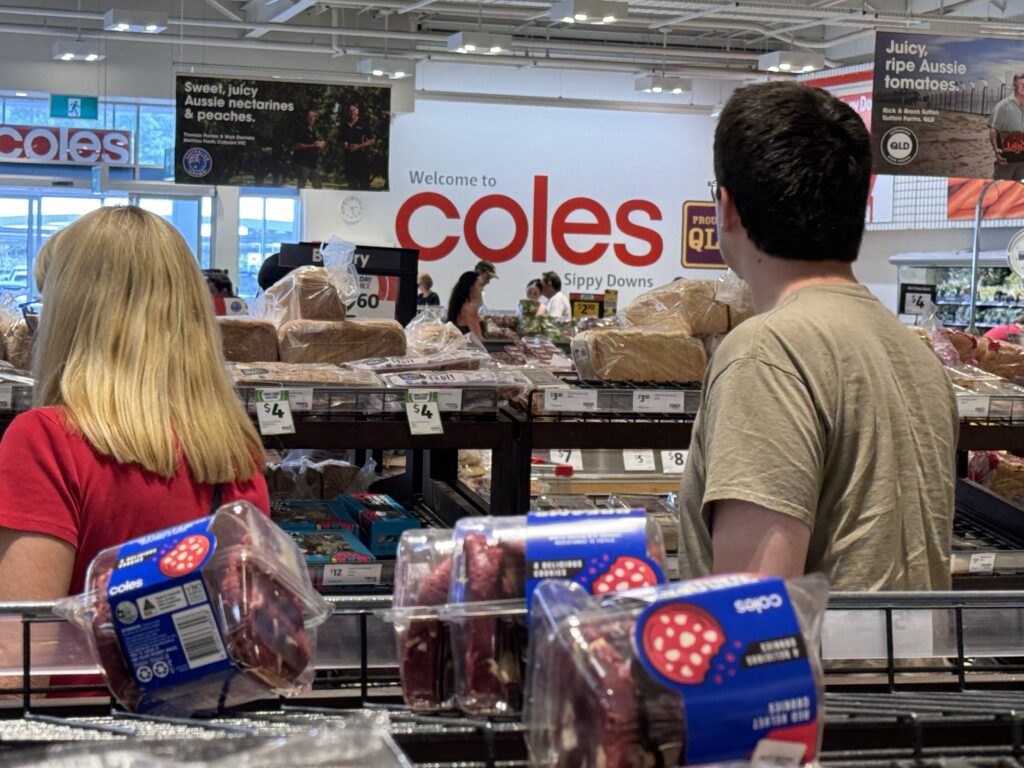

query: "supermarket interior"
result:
(8, 1), (1024, 767)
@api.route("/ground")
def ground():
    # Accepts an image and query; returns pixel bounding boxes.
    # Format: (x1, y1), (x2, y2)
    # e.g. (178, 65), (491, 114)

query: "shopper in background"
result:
(527, 279), (548, 315)
(983, 314), (1024, 342)
(987, 74), (1024, 181)
(679, 81), (957, 591)
(447, 270), (484, 340)
(293, 108), (325, 190)
(204, 269), (234, 299)
(541, 271), (571, 319)
(341, 102), (376, 190)
(417, 273), (441, 307)
(0, 206), (269, 602)
(475, 259), (498, 313)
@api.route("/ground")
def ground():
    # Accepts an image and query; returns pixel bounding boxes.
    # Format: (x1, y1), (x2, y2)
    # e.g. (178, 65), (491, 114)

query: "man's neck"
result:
(1016, 93), (1024, 107)
(745, 256), (858, 312)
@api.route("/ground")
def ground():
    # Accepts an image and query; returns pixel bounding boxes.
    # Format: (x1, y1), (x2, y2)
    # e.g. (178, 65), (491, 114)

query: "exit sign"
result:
(50, 95), (98, 120)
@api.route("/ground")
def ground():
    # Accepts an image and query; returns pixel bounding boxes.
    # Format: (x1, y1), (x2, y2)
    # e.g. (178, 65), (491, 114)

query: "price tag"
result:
(899, 283), (937, 316)
(323, 563), (383, 586)
(0, 384), (12, 411)
(411, 388), (463, 413)
(623, 449), (656, 472)
(661, 450), (688, 473)
(255, 389), (295, 436)
(549, 449), (584, 471)
(405, 391), (443, 435)
(544, 388), (598, 412)
(969, 552), (996, 574)
(289, 387), (314, 413)
(632, 390), (686, 413)
(957, 395), (990, 419)
(751, 739), (807, 768)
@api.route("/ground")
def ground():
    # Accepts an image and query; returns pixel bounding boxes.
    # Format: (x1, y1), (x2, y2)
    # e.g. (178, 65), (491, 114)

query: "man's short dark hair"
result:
(713, 81), (871, 263)
(1014, 74), (1024, 86)
(543, 271), (562, 291)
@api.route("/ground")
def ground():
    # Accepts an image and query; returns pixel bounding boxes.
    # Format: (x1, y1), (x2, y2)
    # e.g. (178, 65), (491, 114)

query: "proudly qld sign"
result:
(0, 125), (131, 165)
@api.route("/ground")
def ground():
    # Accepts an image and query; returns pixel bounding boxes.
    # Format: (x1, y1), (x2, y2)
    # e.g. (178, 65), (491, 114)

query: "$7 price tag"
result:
(255, 389), (295, 436)
(406, 391), (443, 435)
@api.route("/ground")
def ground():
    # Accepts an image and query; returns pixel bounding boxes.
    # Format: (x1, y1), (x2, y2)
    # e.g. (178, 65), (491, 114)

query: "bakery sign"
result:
(682, 201), (725, 269)
(0, 125), (132, 165)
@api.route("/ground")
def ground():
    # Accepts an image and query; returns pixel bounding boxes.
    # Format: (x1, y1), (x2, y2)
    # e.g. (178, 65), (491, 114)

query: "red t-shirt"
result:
(0, 407), (269, 594)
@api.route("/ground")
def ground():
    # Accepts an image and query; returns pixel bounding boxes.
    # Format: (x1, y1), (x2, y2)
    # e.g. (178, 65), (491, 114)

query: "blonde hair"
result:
(33, 206), (263, 484)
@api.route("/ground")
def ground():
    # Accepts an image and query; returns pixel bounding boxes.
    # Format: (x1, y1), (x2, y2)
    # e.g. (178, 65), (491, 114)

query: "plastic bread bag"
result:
(318, 235), (360, 310)
(919, 301), (962, 367)
(5, 318), (32, 371)
(277, 320), (407, 365)
(252, 265), (348, 327)
(446, 510), (668, 716)
(968, 450), (1024, 506)
(622, 277), (750, 336)
(347, 348), (491, 374)
(55, 501), (332, 716)
(405, 308), (468, 356)
(572, 326), (708, 383)
(525, 573), (829, 767)
(606, 493), (681, 555)
(393, 528), (458, 711)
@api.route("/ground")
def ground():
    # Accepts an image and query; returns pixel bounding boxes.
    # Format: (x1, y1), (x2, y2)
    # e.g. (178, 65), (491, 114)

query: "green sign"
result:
(50, 95), (98, 120)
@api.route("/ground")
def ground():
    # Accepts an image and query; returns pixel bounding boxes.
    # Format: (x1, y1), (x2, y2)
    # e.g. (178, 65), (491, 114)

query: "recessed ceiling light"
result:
(550, 0), (626, 25)
(103, 9), (167, 33)
(757, 50), (824, 74)
(446, 31), (513, 55)
(14, 91), (27, 97)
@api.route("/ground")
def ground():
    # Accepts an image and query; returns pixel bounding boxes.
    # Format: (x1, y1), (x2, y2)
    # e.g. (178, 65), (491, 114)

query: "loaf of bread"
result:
(624, 280), (727, 335)
(226, 361), (381, 386)
(572, 328), (707, 383)
(218, 317), (279, 363)
(263, 266), (346, 324)
(278, 320), (407, 365)
(5, 321), (32, 371)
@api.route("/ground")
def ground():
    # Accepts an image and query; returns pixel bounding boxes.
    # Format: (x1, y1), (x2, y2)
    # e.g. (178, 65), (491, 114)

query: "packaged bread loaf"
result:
(969, 451), (1024, 506)
(226, 361), (381, 386)
(278, 320), (407, 365)
(5, 320), (32, 371)
(623, 277), (752, 336)
(261, 266), (347, 324)
(572, 328), (707, 383)
(218, 317), (279, 363)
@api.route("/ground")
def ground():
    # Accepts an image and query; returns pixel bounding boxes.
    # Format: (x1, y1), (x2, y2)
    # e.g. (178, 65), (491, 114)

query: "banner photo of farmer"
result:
(872, 31), (1024, 180)
(175, 75), (391, 190)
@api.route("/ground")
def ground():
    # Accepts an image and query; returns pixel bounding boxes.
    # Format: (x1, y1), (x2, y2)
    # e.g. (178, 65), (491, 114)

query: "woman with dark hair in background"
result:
(447, 270), (483, 340)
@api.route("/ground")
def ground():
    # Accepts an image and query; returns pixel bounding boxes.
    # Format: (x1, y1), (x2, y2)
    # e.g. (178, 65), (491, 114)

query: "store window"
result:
(238, 195), (300, 298)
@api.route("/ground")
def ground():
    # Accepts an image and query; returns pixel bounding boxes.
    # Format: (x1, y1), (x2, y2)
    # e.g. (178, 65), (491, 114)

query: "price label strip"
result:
(288, 387), (314, 413)
(632, 390), (686, 414)
(623, 449), (656, 472)
(323, 563), (384, 586)
(544, 389), (598, 412)
(406, 391), (443, 435)
(410, 388), (463, 413)
(957, 395), (990, 420)
(549, 449), (584, 471)
(255, 389), (296, 436)
(969, 552), (996, 575)
(661, 450), (688, 474)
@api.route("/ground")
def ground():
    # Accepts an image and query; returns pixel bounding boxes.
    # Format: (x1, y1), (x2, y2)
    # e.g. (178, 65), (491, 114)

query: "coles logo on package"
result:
(107, 517), (235, 706)
(524, 508), (665, 615)
(633, 574), (819, 765)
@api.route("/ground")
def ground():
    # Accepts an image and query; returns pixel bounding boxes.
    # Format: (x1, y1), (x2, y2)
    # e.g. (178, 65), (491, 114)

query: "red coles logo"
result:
(0, 125), (132, 165)
(395, 175), (664, 266)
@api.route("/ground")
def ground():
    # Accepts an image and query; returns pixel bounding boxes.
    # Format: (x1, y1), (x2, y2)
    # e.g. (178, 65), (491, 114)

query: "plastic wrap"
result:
(448, 512), (667, 716)
(607, 493), (681, 554)
(347, 349), (491, 373)
(393, 528), (458, 711)
(251, 238), (359, 327)
(55, 501), (331, 715)
(218, 317), (279, 363)
(404, 309), (467, 357)
(969, 450), (1024, 506)
(227, 361), (381, 387)
(278, 319), (407, 365)
(931, 320), (1024, 384)
(622, 276), (751, 336)
(266, 450), (369, 500)
(484, 314), (519, 341)
(572, 327), (708, 383)
(526, 574), (829, 767)
(5, 319), (32, 370)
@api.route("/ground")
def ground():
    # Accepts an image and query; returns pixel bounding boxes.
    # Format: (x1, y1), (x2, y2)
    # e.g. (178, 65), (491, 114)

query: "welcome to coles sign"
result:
(303, 99), (719, 309)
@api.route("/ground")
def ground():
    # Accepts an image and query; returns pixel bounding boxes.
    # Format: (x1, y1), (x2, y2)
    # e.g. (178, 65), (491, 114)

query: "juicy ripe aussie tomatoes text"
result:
(395, 175), (663, 266)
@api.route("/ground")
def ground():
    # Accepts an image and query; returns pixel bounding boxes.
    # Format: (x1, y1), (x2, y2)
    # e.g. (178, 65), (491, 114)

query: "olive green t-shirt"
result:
(678, 282), (958, 591)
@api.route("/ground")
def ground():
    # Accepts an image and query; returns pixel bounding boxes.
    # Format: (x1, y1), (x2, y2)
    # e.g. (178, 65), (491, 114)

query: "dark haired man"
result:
(541, 271), (570, 320)
(342, 103), (376, 190)
(292, 109), (325, 189)
(678, 82), (956, 591)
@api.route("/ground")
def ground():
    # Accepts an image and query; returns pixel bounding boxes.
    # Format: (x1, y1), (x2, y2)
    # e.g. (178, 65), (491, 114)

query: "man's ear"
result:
(718, 186), (740, 233)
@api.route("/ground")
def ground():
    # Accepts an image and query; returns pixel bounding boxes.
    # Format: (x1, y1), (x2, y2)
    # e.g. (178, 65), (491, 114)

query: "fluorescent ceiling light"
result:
(757, 50), (824, 74)
(447, 31), (513, 55)
(635, 75), (693, 95)
(102, 9), (167, 33)
(52, 41), (105, 62)
(14, 91), (27, 97)
(550, 0), (626, 25)
(357, 57), (416, 79)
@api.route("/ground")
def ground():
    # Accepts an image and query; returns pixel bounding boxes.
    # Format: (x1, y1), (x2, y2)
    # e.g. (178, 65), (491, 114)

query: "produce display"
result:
(56, 501), (331, 715)
(526, 574), (828, 767)
(935, 266), (1024, 328)
(277, 319), (407, 365)
(218, 317), (279, 363)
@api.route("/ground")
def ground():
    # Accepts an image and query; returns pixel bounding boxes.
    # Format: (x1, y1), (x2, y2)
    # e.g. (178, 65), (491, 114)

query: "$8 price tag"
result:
(255, 389), (295, 436)
(406, 391), (443, 435)
(661, 450), (688, 473)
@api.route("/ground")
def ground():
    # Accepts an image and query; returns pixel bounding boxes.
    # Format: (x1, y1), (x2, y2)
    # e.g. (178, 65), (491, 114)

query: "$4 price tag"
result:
(406, 391), (443, 435)
(255, 389), (296, 436)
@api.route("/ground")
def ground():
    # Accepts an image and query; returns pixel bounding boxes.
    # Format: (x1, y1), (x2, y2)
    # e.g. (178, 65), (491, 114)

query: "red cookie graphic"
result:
(158, 534), (211, 578)
(591, 556), (659, 595)
(641, 603), (725, 685)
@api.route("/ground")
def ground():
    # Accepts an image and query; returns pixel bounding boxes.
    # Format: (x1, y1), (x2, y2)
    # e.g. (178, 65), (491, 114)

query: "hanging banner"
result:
(175, 75), (391, 190)
(872, 31), (1024, 180)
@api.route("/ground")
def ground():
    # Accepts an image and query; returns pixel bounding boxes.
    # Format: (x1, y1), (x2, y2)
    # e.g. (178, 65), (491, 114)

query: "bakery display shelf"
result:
(8, 594), (1024, 765)
(524, 378), (701, 419)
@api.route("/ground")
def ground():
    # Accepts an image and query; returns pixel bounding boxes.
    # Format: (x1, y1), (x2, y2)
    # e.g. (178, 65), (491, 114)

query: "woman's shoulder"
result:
(9, 406), (70, 436)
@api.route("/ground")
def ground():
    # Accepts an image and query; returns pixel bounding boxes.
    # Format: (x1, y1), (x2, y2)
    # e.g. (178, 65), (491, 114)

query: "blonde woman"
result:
(0, 206), (268, 602)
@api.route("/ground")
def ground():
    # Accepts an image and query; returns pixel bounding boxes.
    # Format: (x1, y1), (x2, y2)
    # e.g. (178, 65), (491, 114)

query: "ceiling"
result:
(6, 0), (1024, 79)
